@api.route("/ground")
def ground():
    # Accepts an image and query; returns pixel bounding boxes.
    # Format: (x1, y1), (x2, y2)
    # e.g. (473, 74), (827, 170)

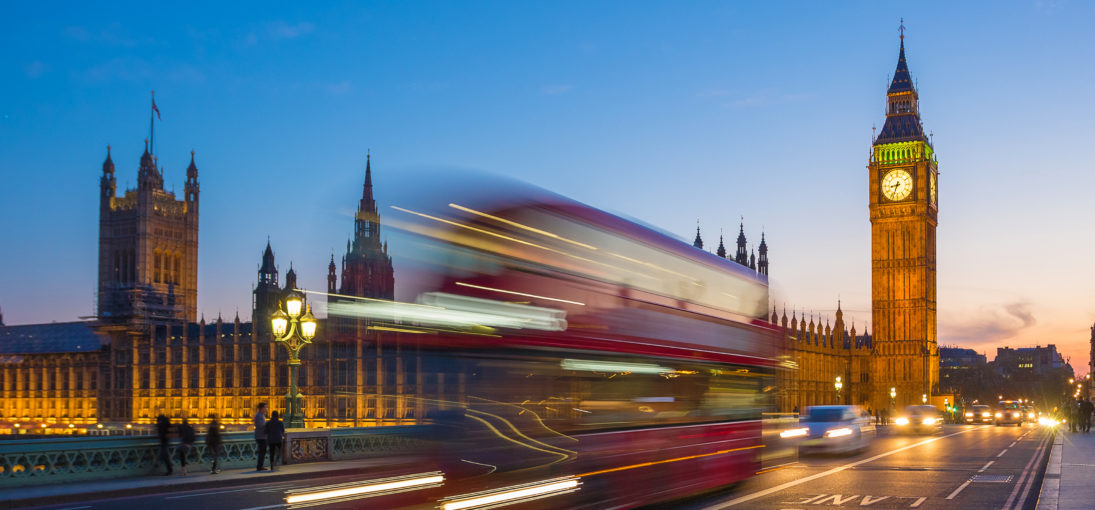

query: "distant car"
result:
(1021, 405), (1037, 422)
(797, 405), (876, 455)
(894, 405), (944, 434)
(995, 400), (1024, 426)
(965, 405), (994, 424)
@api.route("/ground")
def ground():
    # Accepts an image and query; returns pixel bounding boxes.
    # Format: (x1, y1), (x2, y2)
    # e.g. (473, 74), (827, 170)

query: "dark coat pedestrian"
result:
(1082, 399), (1094, 433)
(265, 411), (286, 471)
(176, 419), (196, 475)
(206, 418), (223, 474)
(156, 414), (173, 475)
(254, 403), (269, 471)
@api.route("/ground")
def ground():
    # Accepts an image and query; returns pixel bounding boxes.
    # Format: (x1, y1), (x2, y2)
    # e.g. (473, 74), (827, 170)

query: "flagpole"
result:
(150, 91), (155, 156)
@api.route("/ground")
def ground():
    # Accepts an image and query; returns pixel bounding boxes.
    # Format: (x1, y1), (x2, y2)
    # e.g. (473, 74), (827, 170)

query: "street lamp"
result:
(835, 376), (843, 404)
(271, 291), (317, 429)
(922, 394), (928, 404)
(890, 386), (897, 409)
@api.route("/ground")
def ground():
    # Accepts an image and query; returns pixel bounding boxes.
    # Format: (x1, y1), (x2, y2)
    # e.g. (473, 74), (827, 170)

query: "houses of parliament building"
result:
(0, 31), (940, 432)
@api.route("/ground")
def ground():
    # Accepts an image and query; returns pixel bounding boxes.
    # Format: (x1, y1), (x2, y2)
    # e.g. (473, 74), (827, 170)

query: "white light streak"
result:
(440, 478), (580, 510)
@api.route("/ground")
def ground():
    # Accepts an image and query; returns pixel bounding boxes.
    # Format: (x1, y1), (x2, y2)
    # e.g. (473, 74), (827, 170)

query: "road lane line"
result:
(909, 496), (926, 507)
(997, 449), (1008, 457)
(945, 479), (971, 500)
(1001, 433), (1051, 510)
(165, 484), (298, 499)
(236, 505), (286, 510)
(978, 460), (994, 472)
(1010, 441), (1018, 448)
(703, 426), (984, 509)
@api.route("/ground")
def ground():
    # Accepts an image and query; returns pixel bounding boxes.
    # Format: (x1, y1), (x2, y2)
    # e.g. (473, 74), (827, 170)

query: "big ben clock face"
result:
(881, 169), (913, 201)
(929, 173), (937, 206)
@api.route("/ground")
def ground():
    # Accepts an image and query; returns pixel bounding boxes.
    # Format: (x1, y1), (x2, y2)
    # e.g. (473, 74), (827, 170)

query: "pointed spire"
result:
(285, 261), (298, 291)
(716, 233), (727, 258)
(260, 240), (276, 275)
(692, 221), (704, 250)
(888, 19), (913, 94)
(186, 150), (198, 181)
(735, 220), (748, 265)
(102, 145), (114, 175)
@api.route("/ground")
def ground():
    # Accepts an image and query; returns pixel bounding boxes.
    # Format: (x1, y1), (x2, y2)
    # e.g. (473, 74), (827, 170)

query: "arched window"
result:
(154, 250), (162, 283)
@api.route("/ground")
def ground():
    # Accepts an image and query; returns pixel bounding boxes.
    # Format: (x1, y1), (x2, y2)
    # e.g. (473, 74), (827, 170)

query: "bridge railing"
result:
(0, 425), (429, 488)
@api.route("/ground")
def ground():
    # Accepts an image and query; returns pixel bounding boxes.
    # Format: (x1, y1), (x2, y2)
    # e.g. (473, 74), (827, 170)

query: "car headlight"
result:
(1027, 413), (1036, 419)
(965, 412), (974, 417)
(995, 412), (1003, 418)
(922, 417), (937, 426)
(825, 427), (853, 438)
(780, 427), (808, 439)
(982, 412), (991, 417)
(1013, 412), (1021, 418)
(895, 417), (910, 426)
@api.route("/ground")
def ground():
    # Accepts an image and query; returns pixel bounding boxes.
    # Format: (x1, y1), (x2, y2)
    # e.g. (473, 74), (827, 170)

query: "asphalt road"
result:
(27, 424), (1052, 510)
(682, 423), (1053, 510)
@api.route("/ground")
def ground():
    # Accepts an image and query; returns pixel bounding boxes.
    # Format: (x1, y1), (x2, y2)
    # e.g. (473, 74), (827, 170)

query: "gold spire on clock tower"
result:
(868, 24), (939, 411)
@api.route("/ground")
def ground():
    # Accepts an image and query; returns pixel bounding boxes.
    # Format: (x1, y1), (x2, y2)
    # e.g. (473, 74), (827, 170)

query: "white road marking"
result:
(910, 496), (927, 507)
(1010, 441), (1018, 448)
(945, 479), (972, 500)
(978, 460), (994, 472)
(1002, 433), (1051, 510)
(997, 449), (1008, 457)
(165, 484), (298, 499)
(860, 495), (890, 505)
(703, 426), (983, 508)
(236, 505), (286, 510)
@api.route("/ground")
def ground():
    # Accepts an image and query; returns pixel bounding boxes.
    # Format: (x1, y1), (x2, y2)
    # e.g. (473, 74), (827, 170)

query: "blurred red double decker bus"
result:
(324, 176), (782, 508)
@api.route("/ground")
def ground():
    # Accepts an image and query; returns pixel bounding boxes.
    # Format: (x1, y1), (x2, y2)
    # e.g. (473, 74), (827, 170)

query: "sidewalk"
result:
(0, 457), (413, 510)
(1037, 429), (1095, 510)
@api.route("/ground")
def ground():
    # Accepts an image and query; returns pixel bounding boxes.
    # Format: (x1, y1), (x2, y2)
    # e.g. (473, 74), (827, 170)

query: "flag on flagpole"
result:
(152, 97), (161, 120)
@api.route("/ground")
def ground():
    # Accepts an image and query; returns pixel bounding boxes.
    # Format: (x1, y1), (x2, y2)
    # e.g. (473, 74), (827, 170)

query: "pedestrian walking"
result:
(1069, 400), (1079, 432)
(156, 413), (173, 476)
(1082, 399), (1094, 433)
(265, 411), (286, 472)
(254, 402), (269, 471)
(176, 418), (196, 475)
(206, 416), (223, 474)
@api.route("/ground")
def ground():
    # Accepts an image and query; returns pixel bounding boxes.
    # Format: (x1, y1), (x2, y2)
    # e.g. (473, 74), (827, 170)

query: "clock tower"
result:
(868, 28), (939, 411)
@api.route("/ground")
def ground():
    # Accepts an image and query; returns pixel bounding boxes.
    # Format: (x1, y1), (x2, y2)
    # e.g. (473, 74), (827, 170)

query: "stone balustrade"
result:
(0, 425), (427, 488)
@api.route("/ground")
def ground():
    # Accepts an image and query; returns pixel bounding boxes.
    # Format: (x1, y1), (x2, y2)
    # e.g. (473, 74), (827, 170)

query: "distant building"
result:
(938, 347), (987, 401)
(993, 345), (1069, 380)
(940, 347), (987, 369)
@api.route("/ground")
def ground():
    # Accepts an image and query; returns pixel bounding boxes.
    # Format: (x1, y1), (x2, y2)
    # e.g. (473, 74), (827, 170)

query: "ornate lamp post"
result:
(890, 386), (897, 409)
(271, 290), (316, 428)
(835, 376), (843, 405)
(921, 393), (928, 405)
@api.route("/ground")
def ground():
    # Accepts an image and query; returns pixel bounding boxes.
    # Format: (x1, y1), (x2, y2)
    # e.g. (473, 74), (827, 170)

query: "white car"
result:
(795, 405), (876, 455)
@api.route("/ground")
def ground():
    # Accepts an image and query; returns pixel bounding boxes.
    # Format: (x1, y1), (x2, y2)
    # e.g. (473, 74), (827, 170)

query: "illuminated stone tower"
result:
(98, 142), (199, 323)
(868, 27), (939, 410)
(337, 153), (394, 300)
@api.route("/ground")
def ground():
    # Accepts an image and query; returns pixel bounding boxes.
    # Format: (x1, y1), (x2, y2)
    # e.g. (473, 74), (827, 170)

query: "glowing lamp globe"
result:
(271, 308), (289, 337)
(300, 306), (317, 340)
(286, 292), (303, 318)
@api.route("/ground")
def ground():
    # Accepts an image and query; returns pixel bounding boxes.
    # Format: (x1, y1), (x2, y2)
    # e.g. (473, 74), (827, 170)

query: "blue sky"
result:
(2, 1), (1094, 370)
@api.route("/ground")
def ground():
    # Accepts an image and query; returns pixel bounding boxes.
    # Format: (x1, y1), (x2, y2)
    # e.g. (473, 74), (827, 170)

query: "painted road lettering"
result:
(780, 494), (926, 507)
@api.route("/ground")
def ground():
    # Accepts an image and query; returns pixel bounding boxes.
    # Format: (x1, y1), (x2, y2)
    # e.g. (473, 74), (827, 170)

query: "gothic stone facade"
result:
(867, 35), (940, 410)
(97, 143), (199, 324)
